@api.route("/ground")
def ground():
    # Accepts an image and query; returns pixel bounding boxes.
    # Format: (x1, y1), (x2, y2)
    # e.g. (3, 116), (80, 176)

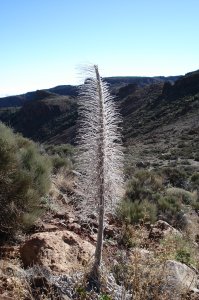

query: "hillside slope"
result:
(0, 75), (178, 108)
(0, 71), (198, 149)
(0, 71), (199, 300)
(123, 70), (199, 167)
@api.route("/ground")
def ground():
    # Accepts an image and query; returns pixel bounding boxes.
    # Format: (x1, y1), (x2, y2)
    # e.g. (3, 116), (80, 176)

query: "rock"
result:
(20, 230), (95, 274)
(136, 161), (150, 168)
(65, 211), (78, 223)
(68, 217), (75, 224)
(196, 234), (199, 244)
(104, 225), (117, 239)
(105, 273), (132, 300)
(40, 222), (59, 232)
(187, 288), (199, 300)
(54, 212), (67, 219)
(148, 220), (182, 241)
(0, 260), (25, 278)
(0, 262), (27, 300)
(67, 223), (81, 234)
(24, 267), (73, 299)
(20, 237), (46, 267)
(0, 246), (19, 259)
(164, 260), (198, 296)
(0, 295), (14, 300)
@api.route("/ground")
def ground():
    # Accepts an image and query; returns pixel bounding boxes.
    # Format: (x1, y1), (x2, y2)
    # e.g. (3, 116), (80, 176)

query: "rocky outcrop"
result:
(0, 260), (27, 300)
(148, 220), (182, 242)
(12, 94), (77, 142)
(20, 230), (95, 274)
(164, 260), (199, 298)
(162, 70), (199, 100)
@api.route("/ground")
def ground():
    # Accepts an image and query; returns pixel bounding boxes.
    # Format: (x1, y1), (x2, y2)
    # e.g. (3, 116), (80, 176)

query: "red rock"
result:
(20, 230), (95, 274)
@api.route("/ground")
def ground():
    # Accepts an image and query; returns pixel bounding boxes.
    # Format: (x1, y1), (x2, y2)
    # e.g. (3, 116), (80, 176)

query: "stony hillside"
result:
(123, 70), (199, 176)
(0, 71), (198, 148)
(0, 70), (199, 299)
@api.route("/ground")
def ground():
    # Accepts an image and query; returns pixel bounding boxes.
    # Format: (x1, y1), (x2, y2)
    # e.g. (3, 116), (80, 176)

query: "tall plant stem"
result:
(93, 65), (105, 272)
(76, 64), (124, 291)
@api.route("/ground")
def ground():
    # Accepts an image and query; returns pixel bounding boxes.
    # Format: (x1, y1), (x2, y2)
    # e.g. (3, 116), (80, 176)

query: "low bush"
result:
(160, 235), (196, 267)
(166, 187), (195, 205)
(157, 194), (187, 229)
(125, 170), (163, 203)
(51, 155), (72, 172)
(191, 172), (199, 190)
(119, 169), (193, 227)
(192, 200), (199, 211)
(44, 143), (74, 173)
(44, 143), (74, 158)
(119, 170), (161, 224)
(119, 199), (157, 224)
(175, 248), (191, 265)
(0, 122), (52, 236)
(161, 167), (188, 188)
(194, 153), (199, 161)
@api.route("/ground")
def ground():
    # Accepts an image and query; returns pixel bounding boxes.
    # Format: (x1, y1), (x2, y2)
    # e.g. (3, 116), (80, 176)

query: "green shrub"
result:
(162, 167), (187, 188)
(194, 153), (199, 161)
(0, 122), (52, 236)
(44, 143), (74, 173)
(175, 249), (191, 265)
(192, 200), (199, 210)
(166, 187), (194, 205)
(119, 170), (162, 224)
(157, 194), (186, 228)
(120, 169), (193, 226)
(160, 235), (196, 267)
(125, 170), (162, 203)
(117, 224), (136, 248)
(51, 156), (72, 172)
(157, 195), (181, 214)
(45, 143), (74, 158)
(119, 199), (157, 224)
(100, 294), (112, 300)
(191, 172), (199, 189)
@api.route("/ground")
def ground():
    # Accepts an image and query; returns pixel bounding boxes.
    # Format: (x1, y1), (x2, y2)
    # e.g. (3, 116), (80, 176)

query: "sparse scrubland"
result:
(0, 70), (199, 299)
(0, 122), (51, 237)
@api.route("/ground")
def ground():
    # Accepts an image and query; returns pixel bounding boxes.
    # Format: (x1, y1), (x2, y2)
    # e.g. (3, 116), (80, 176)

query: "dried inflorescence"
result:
(76, 65), (124, 219)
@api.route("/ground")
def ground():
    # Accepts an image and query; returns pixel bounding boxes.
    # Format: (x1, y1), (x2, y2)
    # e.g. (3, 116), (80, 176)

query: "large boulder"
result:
(148, 220), (182, 241)
(128, 248), (198, 299)
(164, 260), (199, 298)
(20, 230), (95, 274)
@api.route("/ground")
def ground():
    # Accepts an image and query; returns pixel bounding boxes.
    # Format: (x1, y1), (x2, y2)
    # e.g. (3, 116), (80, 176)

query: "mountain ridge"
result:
(0, 75), (180, 108)
(0, 70), (198, 147)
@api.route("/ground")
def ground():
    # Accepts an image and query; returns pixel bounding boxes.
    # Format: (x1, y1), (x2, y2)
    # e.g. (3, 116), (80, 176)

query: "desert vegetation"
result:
(0, 70), (199, 299)
(119, 167), (199, 229)
(0, 122), (51, 237)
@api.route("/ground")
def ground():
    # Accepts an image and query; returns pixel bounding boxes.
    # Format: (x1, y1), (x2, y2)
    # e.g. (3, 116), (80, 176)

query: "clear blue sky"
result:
(0, 0), (198, 96)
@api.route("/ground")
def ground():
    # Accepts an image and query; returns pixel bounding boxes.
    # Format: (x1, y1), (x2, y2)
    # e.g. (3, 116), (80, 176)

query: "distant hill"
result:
(0, 76), (179, 108)
(0, 85), (78, 108)
(105, 75), (180, 93)
(0, 93), (77, 143)
(121, 70), (199, 139)
(0, 71), (198, 152)
(1, 71), (199, 300)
